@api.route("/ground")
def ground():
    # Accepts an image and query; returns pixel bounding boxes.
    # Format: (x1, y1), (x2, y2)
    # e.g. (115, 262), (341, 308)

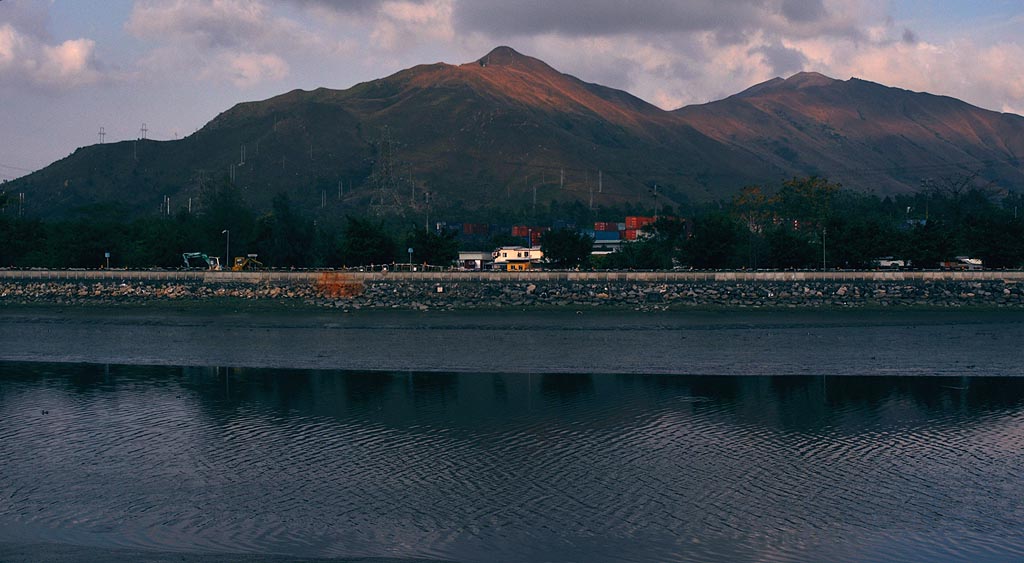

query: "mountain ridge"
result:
(6, 46), (1023, 220)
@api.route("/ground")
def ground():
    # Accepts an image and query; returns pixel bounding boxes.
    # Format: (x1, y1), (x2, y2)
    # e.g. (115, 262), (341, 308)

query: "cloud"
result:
(830, 39), (1024, 114)
(370, 0), (454, 50)
(125, 0), (354, 87)
(207, 52), (290, 87)
(452, 0), (865, 40)
(0, 23), (102, 90)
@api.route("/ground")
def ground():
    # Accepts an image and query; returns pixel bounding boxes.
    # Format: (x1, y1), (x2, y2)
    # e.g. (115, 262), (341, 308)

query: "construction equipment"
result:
(182, 252), (221, 270)
(232, 254), (264, 271)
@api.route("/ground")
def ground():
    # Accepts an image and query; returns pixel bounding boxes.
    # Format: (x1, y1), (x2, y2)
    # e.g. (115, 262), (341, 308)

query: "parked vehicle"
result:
(939, 256), (983, 271)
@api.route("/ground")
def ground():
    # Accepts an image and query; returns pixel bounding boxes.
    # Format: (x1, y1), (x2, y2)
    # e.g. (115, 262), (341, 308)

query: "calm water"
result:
(2, 363), (1024, 562)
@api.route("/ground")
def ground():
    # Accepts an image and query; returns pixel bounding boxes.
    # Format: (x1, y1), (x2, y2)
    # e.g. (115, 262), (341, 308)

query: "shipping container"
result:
(594, 222), (619, 231)
(462, 223), (489, 235)
(623, 229), (638, 241)
(625, 216), (656, 230)
(593, 231), (620, 241)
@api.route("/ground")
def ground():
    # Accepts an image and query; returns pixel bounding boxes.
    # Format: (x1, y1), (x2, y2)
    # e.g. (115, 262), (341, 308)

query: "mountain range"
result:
(7, 46), (1024, 219)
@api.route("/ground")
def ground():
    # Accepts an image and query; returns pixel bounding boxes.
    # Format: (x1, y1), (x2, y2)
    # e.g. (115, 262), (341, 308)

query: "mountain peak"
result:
(783, 71), (838, 88)
(477, 46), (528, 67)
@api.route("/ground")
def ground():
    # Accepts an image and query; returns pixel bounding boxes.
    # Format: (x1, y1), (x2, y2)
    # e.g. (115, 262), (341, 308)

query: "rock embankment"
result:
(2, 279), (1024, 310)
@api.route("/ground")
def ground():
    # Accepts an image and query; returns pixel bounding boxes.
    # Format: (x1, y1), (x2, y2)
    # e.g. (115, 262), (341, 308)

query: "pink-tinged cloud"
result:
(0, 23), (101, 90)
(212, 52), (290, 87)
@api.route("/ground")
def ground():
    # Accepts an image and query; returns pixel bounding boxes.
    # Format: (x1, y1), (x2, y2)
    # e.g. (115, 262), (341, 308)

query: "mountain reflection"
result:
(3, 363), (1023, 436)
(3, 361), (1024, 562)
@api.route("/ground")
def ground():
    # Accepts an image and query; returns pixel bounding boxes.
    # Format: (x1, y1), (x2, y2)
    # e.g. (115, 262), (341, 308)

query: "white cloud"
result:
(0, 23), (101, 90)
(125, 0), (356, 87)
(209, 52), (290, 87)
(370, 0), (455, 51)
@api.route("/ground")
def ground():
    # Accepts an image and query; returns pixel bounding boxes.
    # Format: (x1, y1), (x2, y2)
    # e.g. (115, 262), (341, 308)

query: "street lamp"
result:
(222, 229), (230, 271)
(821, 227), (827, 271)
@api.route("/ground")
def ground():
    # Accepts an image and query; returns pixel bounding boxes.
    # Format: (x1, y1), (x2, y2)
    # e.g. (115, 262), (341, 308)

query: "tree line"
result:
(1, 176), (1023, 270)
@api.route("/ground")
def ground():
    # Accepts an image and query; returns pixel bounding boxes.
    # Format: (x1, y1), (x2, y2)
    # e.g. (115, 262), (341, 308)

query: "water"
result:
(2, 309), (1024, 375)
(2, 363), (1024, 562)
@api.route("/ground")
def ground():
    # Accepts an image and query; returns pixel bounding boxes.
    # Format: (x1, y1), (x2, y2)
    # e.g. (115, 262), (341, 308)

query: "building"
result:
(457, 251), (493, 270)
(491, 246), (544, 271)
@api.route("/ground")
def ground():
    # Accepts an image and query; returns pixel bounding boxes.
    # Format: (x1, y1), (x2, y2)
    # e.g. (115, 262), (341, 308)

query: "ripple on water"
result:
(1, 365), (1024, 562)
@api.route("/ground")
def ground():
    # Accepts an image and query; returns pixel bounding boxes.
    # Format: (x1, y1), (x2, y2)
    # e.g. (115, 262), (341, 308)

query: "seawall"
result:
(2, 270), (1023, 310)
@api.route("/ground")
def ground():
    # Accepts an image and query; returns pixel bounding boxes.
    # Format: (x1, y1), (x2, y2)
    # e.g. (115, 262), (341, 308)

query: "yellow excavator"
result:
(232, 254), (265, 271)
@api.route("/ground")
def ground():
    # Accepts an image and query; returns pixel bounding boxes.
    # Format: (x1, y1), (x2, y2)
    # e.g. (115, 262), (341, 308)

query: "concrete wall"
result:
(2, 269), (1023, 284)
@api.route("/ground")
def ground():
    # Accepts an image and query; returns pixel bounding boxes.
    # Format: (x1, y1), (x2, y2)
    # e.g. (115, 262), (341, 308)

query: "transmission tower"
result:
(369, 126), (408, 217)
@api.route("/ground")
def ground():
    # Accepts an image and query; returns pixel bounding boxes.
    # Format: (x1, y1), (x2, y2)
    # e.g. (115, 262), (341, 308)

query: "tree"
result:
(765, 224), (815, 269)
(338, 216), (397, 266)
(540, 228), (594, 268)
(681, 213), (745, 269)
(776, 176), (841, 229)
(254, 193), (314, 267)
(732, 185), (775, 232)
(405, 227), (459, 266)
(902, 221), (954, 268)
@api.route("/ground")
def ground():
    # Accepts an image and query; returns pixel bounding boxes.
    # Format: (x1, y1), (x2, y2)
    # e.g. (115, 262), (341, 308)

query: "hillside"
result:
(675, 72), (1024, 192)
(7, 47), (1024, 220)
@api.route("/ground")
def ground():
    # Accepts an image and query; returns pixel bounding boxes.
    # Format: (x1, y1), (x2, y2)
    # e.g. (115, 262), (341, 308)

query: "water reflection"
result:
(1, 363), (1023, 563)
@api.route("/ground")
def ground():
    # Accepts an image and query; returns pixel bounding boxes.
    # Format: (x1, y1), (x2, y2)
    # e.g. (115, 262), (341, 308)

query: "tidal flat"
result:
(1, 306), (1022, 376)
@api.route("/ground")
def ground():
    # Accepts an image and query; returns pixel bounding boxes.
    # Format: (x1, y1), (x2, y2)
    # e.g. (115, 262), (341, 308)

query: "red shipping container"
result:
(594, 222), (618, 231)
(624, 229), (638, 240)
(463, 223), (489, 235)
(626, 216), (656, 230)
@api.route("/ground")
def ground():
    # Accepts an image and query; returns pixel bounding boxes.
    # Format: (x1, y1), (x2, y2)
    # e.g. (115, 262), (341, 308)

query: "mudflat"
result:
(2, 306), (1022, 375)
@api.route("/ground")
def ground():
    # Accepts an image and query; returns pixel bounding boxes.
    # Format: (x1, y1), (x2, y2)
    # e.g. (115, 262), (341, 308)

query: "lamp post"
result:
(222, 229), (230, 271)
(822, 227), (827, 271)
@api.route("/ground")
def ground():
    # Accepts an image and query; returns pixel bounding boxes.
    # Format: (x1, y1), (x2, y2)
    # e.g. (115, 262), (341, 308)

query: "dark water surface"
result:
(2, 363), (1024, 562)
(2, 309), (1024, 375)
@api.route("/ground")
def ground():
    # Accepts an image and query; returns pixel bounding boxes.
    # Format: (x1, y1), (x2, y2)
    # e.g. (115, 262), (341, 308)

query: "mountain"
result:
(7, 47), (1024, 220)
(675, 72), (1024, 193)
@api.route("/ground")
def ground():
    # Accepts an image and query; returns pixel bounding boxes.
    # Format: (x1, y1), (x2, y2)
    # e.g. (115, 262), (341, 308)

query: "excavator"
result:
(181, 252), (221, 270)
(232, 254), (265, 271)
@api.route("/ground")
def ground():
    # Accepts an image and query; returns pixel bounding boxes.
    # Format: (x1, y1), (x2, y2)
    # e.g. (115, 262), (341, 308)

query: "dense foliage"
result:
(2, 175), (1023, 270)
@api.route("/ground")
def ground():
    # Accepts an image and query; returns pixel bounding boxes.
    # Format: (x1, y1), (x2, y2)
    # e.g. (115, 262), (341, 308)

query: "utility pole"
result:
(140, 123), (148, 140)
(98, 127), (105, 144)
(599, 170), (603, 193)
(589, 172), (594, 210)
(560, 168), (564, 189)
(424, 191), (431, 231)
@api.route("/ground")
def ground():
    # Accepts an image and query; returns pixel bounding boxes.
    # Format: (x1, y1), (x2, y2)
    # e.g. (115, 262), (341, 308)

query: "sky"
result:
(2, 0), (1023, 181)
